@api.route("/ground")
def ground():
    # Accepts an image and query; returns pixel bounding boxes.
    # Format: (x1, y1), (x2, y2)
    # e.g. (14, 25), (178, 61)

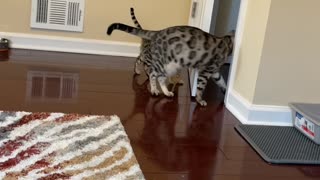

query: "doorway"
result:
(210, 0), (241, 64)
(188, 0), (246, 104)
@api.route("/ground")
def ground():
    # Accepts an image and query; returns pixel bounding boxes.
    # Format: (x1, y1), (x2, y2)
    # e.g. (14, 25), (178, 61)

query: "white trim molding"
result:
(223, 0), (291, 127)
(0, 32), (140, 57)
(225, 0), (248, 104)
(226, 90), (293, 126)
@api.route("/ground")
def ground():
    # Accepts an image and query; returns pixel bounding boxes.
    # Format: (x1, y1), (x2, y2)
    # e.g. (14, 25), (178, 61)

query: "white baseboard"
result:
(226, 90), (293, 126)
(0, 32), (140, 57)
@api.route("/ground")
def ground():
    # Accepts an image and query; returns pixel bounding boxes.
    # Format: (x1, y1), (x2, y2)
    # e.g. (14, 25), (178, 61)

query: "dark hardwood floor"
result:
(0, 49), (320, 180)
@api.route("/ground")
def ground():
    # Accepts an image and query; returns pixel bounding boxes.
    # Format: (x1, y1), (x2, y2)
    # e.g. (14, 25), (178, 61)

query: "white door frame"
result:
(188, 0), (248, 105)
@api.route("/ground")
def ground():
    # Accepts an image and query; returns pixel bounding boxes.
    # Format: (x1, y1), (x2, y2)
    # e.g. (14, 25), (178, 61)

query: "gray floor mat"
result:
(235, 124), (320, 165)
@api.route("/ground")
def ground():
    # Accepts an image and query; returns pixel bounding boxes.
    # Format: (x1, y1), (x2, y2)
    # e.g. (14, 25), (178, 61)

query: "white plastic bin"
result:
(289, 103), (320, 145)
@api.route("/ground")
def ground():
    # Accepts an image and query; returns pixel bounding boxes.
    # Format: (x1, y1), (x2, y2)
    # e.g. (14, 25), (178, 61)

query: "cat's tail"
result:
(130, 8), (142, 29)
(107, 23), (155, 40)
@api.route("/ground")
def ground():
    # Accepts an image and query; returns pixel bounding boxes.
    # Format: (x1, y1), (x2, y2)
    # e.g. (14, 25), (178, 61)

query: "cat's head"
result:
(226, 30), (235, 55)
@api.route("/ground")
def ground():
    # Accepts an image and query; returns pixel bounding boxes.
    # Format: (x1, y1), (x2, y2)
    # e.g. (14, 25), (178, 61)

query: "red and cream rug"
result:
(0, 111), (144, 180)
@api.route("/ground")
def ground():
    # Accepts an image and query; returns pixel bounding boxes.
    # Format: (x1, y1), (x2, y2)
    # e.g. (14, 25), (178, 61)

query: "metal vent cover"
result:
(31, 0), (85, 32)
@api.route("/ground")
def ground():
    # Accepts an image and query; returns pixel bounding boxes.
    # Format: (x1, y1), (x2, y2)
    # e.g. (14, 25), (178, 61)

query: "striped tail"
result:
(107, 23), (155, 40)
(130, 7), (142, 29)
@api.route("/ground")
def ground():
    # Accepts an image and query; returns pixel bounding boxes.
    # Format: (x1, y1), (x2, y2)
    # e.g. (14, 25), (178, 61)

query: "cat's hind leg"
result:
(158, 75), (174, 97)
(196, 69), (212, 106)
(212, 71), (227, 94)
(134, 55), (142, 75)
(148, 68), (160, 96)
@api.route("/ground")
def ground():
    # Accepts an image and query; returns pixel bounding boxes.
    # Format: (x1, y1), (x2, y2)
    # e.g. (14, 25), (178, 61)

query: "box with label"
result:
(289, 103), (320, 145)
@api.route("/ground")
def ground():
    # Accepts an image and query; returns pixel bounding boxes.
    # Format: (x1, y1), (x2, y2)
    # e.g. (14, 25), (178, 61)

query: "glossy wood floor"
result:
(1, 49), (320, 180)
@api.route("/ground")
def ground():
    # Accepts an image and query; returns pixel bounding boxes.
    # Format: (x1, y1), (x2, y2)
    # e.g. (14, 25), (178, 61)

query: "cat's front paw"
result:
(196, 97), (207, 106)
(198, 100), (207, 106)
(164, 91), (174, 97)
(151, 88), (160, 96)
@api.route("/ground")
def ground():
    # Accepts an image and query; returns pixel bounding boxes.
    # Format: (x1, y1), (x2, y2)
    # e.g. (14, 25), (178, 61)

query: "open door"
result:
(188, 0), (215, 97)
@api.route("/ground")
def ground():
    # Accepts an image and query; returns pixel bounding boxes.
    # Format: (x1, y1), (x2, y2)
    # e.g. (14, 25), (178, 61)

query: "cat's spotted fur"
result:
(130, 8), (183, 86)
(107, 23), (234, 106)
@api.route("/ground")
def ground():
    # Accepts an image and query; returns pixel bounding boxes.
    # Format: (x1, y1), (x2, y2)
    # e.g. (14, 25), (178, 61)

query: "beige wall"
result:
(0, 0), (191, 43)
(233, 0), (272, 102)
(234, 0), (320, 106)
(253, 0), (320, 105)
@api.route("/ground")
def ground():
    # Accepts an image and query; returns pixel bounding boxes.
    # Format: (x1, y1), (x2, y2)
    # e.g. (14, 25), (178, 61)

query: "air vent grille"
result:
(31, 0), (85, 32)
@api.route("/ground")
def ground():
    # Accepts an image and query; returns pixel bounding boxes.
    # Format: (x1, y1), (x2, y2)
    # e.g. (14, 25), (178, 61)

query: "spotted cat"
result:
(107, 23), (234, 106)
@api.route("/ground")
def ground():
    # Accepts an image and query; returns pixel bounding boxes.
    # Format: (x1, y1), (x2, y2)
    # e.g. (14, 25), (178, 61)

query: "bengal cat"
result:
(107, 23), (234, 106)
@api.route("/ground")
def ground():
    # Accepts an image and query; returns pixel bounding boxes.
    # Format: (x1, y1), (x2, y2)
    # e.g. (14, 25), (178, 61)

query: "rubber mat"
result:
(235, 124), (320, 164)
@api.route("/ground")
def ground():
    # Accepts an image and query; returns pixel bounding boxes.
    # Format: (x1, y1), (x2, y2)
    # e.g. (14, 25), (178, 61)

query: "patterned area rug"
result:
(0, 111), (144, 180)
